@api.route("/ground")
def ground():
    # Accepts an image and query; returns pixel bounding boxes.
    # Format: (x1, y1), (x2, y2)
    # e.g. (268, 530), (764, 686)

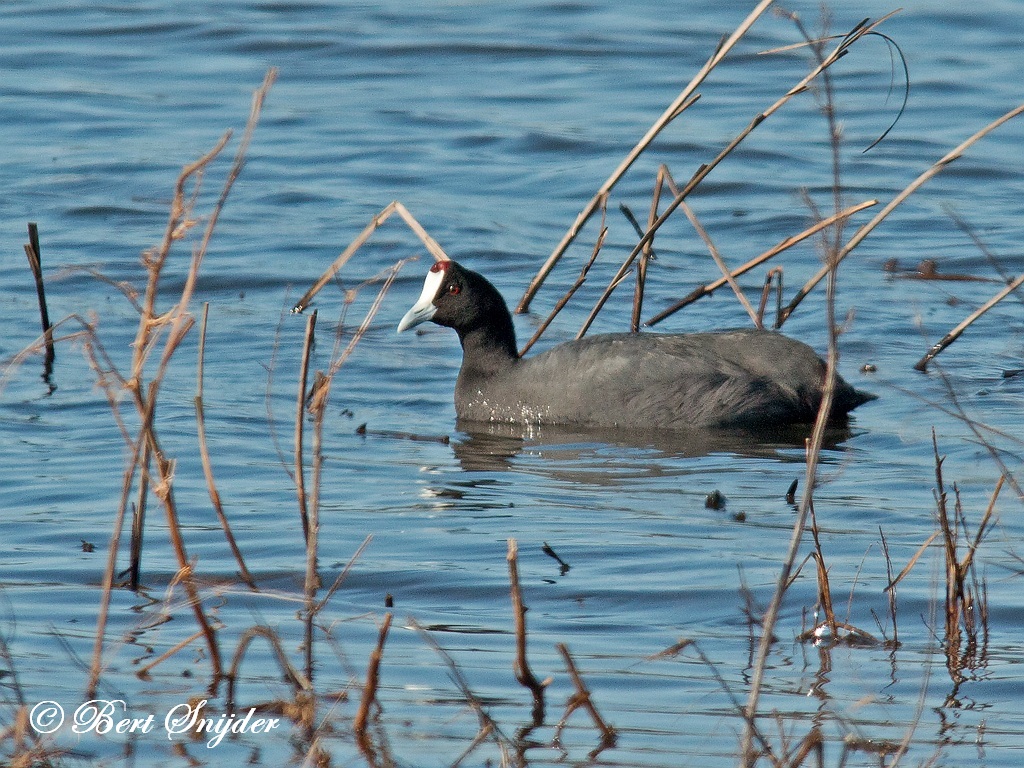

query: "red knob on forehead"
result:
(429, 261), (452, 274)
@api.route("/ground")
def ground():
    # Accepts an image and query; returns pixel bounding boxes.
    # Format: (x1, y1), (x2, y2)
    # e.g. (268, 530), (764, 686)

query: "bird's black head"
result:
(397, 260), (518, 359)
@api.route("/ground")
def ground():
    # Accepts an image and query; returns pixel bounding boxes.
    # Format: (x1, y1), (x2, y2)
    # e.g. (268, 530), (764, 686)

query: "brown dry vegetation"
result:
(3, 4), (1023, 767)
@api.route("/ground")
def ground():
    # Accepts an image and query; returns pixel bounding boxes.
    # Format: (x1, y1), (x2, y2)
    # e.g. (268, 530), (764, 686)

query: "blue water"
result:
(2, 1), (1023, 766)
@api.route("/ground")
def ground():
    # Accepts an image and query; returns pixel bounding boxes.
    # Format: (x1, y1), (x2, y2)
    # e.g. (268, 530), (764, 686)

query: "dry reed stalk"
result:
(22, 223), (54, 378)
(302, 396), (322, 686)
(884, 531), (939, 594)
(645, 200), (875, 326)
(410, 618), (512, 764)
(314, 535), (372, 614)
(927, 361), (1024, 502)
(291, 201), (450, 313)
(195, 303), (256, 588)
(794, 500), (878, 646)
(809, 545), (838, 639)
(506, 539), (546, 724)
(87, 69), (276, 698)
(913, 270), (1024, 371)
(553, 643), (616, 751)
(453, 723), (496, 768)
(684, 643), (776, 762)
(519, 206), (607, 356)
(516, 0), (775, 313)
(0, 316), (88, 397)
(740, 126), (852, 760)
(130, 133), (231, 383)
(928, 433), (999, 674)
(756, 267), (784, 328)
(779, 102), (1024, 328)
(945, 205), (1024, 304)
(678, 200), (762, 327)
(783, 727), (823, 768)
(622, 26), (897, 333)
(296, 311), (318, 543)
(0, 631), (49, 768)
(315, 260), (412, 384)
(353, 613), (393, 740)
(127, 450), (150, 591)
(788, 10), (849, 261)
(631, 166), (668, 332)
(225, 625), (313, 713)
(3, 711), (64, 768)
(584, 15), (894, 333)
(878, 527), (900, 648)
(135, 629), (205, 679)
(299, 264), (406, 684)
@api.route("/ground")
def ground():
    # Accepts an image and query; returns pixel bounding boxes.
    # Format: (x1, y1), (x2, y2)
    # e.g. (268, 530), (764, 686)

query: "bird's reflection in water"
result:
(449, 418), (862, 474)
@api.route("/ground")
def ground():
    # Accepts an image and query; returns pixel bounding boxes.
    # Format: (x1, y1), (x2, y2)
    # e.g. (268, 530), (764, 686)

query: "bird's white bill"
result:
(397, 299), (436, 332)
(397, 266), (445, 332)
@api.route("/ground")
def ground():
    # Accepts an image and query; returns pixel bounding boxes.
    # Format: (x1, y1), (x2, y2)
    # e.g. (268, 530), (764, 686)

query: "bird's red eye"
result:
(448, 283), (461, 295)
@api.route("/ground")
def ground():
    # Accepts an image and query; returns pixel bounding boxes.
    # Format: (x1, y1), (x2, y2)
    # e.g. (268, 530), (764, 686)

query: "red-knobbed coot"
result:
(398, 260), (874, 430)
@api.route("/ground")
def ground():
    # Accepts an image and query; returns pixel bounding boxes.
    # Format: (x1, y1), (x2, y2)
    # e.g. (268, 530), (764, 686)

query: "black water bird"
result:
(398, 260), (874, 431)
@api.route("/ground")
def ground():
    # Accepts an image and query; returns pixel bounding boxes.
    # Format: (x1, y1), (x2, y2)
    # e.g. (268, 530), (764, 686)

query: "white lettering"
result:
(164, 699), (205, 738)
(73, 700), (125, 735)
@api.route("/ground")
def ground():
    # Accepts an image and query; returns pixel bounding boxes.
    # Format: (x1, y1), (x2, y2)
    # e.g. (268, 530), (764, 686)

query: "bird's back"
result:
(455, 329), (871, 429)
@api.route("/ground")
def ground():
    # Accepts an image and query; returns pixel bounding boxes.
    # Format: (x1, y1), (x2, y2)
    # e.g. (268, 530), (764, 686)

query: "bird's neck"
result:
(457, 320), (519, 379)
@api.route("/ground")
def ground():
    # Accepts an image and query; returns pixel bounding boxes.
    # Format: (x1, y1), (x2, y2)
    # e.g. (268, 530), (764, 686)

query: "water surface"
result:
(1, 1), (1023, 766)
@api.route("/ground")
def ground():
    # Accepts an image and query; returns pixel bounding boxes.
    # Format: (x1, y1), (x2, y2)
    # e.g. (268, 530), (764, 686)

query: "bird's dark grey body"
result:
(398, 261), (873, 431)
(455, 329), (868, 429)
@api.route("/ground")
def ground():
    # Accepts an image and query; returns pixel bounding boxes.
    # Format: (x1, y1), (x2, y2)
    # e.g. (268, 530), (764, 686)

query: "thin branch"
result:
(631, 166), (668, 332)
(780, 102), (1024, 326)
(195, 303), (256, 588)
(554, 643), (616, 750)
(516, 0), (775, 313)
(679, 201), (761, 326)
(913, 271), (1024, 371)
(296, 311), (317, 543)
(354, 613), (393, 739)
(291, 202), (449, 313)
(519, 198), (608, 356)
(587, 15), (894, 330)
(646, 200), (875, 326)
